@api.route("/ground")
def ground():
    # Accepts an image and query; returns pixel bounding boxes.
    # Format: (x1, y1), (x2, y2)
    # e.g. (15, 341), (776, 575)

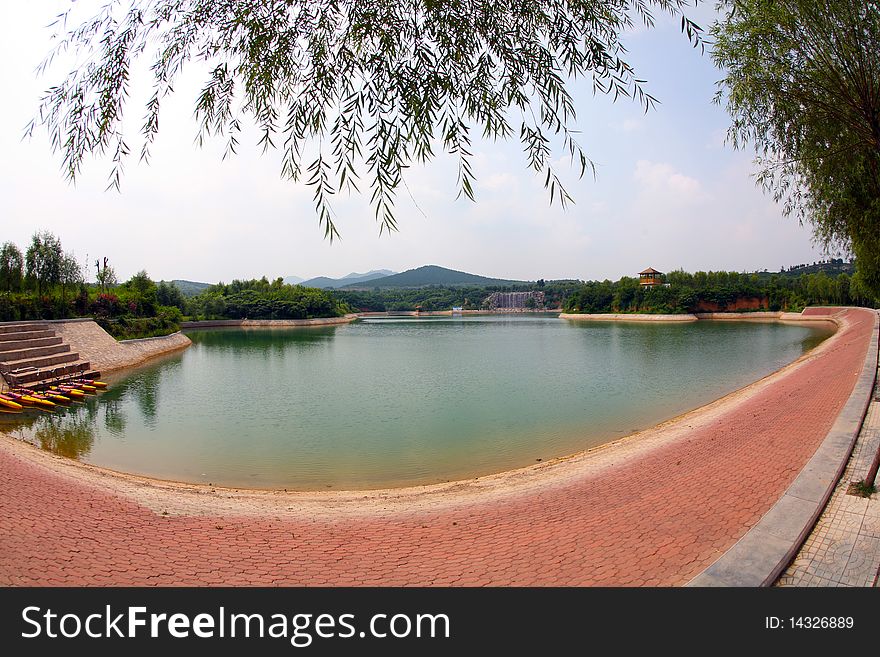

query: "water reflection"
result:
(33, 412), (96, 459)
(130, 367), (163, 425)
(0, 400), (99, 460)
(103, 399), (126, 436)
(187, 327), (339, 357)
(0, 356), (176, 460)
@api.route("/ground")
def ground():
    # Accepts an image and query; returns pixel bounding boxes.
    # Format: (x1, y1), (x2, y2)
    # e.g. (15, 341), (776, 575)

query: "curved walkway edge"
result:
(688, 309), (880, 586)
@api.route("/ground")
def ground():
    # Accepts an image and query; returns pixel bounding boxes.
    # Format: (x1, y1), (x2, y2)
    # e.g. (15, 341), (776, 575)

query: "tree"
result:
(713, 0), (880, 298)
(95, 257), (118, 293)
(31, 0), (702, 239)
(121, 270), (159, 316)
(25, 231), (63, 296)
(0, 242), (24, 292)
(59, 253), (84, 303)
(156, 281), (186, 311)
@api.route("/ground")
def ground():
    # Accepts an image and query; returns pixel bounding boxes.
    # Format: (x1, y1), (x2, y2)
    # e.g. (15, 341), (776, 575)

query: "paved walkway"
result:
(0, 309), (874, 586)
(777, 352), (880, 587)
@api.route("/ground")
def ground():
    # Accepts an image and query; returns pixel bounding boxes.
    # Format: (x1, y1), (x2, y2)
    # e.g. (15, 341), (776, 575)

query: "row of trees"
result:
(1, 232), (85, 300)
(185, 278), (348, 320)
(0, 232), (184, 339)
(563, 269), (878, 315)
(336, 281), (579, 312)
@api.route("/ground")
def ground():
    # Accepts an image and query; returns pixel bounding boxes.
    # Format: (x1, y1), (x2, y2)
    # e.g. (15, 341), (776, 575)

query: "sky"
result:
(0, 2), (827, 284)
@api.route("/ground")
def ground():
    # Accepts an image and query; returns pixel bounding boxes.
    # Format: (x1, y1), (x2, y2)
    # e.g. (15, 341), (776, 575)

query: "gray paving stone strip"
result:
(777, 366), (880, 587)
(688, 308), (880, 587)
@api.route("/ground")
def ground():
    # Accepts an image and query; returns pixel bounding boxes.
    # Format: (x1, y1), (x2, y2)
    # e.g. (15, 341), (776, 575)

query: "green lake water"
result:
(1, 315), (833, 489)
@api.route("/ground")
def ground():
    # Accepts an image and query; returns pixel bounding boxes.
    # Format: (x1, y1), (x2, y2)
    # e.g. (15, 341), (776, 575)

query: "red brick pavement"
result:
(0, 309), (874, 586)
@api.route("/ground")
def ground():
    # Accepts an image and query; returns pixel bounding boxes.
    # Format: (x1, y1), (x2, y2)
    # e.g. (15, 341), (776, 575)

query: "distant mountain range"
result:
(164, 260), (857, 299)
(298, 269), (397, 289)
(339, 265), (528, 289)
(168, 266), (530, 296)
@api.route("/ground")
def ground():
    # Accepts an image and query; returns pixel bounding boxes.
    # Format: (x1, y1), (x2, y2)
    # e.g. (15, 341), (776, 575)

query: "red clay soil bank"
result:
(0, 309), (874, 586)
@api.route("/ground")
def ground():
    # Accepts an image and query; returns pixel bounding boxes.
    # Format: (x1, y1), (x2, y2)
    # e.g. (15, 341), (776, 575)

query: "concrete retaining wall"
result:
(559, 313), (699, 322)
(693, 312), (783, 320)
(562, 310), (845, 324)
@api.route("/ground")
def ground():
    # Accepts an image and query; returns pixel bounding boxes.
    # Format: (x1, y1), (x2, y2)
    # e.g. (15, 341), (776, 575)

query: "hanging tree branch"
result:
(30, 0), (703, 239)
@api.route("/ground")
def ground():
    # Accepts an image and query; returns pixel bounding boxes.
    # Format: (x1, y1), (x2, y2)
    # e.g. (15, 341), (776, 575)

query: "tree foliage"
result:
(118, 269), (159, 315)
(336, 280), (578, 311)
(25, 231), (64, 296)
(712, 0), (880, 296)
(187, 277), (348, 319)
(95, 256), (118, 293)
(157, 280), (187, 310)
(32, 0), (701, 239)
(0, 242), (24, 293)
(59, 253), (85, 302)
(562, 268), (877, 314)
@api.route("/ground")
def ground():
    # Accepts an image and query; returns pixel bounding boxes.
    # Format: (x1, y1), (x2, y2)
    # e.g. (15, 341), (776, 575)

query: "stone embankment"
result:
(180, 315), (358, 329)
(49, 319), (191, 373)
(559, 312), (698, 322)
(561, 310), (844, 323)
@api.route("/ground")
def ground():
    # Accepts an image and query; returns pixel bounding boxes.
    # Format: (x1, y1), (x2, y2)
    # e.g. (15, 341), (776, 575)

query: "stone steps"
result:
(2, 350), (80, 371)
(0, 322), (96, 388)
(0, 322), (49, 335)
(0, 336), (64, 353)
(8, 361), (92, 385)
(0, 329), (57, 342)
(20, 370), (103, 391)
(0, 343), (71, 362)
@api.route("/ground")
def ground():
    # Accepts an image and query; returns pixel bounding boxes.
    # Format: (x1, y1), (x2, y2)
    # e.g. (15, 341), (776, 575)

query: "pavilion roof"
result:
(639, 267), (663, 275)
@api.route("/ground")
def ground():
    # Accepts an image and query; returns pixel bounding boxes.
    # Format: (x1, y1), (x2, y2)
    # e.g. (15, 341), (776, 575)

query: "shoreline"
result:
(180, 314), (359, 329)
(0, 309), (855, 510)
(560, 310), (844, 323)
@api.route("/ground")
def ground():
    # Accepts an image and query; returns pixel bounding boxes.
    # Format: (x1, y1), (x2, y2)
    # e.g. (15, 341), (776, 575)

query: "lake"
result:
(1, 315), (833, 489)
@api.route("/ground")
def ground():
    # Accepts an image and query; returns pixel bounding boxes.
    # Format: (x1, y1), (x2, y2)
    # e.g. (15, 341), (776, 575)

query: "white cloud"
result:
(633, 160), (707, 204)
(611, 118), (646, 134)
(478, 172), (518, 192)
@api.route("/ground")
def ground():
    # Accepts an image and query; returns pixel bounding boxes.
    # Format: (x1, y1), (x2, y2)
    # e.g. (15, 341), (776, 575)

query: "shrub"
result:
(96, 311), (181, 340)
(90, 293), (123, 317)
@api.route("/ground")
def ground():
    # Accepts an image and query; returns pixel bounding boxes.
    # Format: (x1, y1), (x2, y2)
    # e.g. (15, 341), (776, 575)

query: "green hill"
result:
(168, 279), (212, 297)
(341, 265), (527, 289)
(776, 260), (855, 278)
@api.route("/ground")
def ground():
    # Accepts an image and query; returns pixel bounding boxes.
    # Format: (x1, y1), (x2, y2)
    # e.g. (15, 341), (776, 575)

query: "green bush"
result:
(0, 292), (73, 320)
(96, 312), (181, 340)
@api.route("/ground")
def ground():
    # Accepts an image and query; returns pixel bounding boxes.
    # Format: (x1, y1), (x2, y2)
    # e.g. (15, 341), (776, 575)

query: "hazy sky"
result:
(0, 2), (826, 284)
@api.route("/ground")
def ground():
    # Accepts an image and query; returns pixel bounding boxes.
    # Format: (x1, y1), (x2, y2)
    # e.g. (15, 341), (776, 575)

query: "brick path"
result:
(0, 309), (874, 586)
